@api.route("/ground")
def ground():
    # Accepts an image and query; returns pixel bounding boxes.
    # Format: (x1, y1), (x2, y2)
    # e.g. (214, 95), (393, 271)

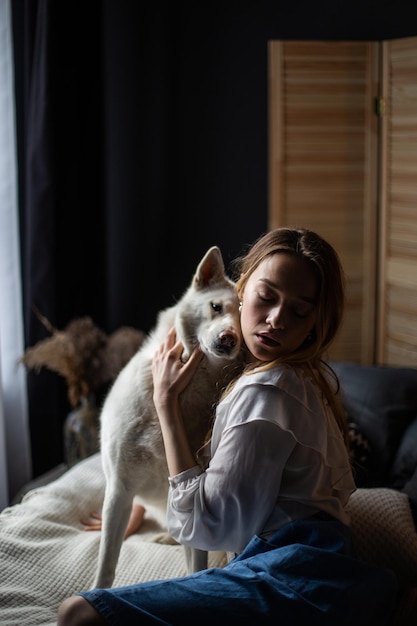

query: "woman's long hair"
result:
(228, 227), (349, 448)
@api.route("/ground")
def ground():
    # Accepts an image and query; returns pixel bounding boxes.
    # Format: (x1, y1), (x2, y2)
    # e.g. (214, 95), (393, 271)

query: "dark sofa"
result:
(331, 361), (417, 625)
(331, 362), (417, 515)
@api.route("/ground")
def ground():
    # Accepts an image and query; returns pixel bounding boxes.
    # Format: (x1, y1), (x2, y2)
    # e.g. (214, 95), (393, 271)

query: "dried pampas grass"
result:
(21, 312), (146, 407)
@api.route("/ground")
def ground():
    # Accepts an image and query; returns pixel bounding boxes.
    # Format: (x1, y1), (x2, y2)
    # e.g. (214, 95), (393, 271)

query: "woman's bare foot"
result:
(81, 501), (146, 538)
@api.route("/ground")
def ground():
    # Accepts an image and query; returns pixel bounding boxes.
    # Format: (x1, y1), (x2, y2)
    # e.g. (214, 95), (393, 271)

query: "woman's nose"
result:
(266, 304), (285, 329)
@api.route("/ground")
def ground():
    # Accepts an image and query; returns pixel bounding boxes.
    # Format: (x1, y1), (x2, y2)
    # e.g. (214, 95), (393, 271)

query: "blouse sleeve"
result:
(166, 417), (296, 553)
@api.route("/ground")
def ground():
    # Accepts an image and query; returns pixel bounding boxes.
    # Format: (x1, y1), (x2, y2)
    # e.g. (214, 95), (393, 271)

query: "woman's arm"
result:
(151, 327), (203, 476)
(167, 418), (296, 553)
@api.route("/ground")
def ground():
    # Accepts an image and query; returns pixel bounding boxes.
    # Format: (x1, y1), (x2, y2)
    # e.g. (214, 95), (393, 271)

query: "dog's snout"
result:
(219, 330), (238, 349)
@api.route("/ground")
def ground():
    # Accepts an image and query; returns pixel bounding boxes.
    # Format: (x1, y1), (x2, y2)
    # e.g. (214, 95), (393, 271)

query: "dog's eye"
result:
(211, 302), (223, 314)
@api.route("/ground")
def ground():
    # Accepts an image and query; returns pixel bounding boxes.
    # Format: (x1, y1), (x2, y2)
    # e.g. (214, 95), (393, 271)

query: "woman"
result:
(58, 227), (397, 625)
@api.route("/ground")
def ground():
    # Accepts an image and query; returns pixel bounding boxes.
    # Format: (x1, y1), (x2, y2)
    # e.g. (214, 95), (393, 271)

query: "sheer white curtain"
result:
(0, 0), (32, 509)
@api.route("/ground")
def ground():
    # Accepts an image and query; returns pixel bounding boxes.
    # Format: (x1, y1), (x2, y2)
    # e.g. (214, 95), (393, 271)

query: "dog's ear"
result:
(192, 246), (225, 290)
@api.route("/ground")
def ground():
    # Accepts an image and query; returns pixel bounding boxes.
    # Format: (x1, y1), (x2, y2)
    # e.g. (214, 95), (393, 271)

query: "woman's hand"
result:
(151, 327), (203, 413)
(151, 327), (203, 476)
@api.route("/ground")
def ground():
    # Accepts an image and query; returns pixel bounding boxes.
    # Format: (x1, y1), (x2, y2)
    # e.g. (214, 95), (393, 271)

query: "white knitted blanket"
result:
(0, 453), (225, 626)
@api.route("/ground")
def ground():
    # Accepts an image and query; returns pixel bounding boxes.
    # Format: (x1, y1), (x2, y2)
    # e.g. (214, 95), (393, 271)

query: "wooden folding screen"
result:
(378, 37), (417, 366)
(268, 39), (417, 367)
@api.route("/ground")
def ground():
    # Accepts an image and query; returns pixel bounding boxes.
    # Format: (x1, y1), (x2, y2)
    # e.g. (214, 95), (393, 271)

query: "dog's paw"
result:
(151, 531), (179, 545)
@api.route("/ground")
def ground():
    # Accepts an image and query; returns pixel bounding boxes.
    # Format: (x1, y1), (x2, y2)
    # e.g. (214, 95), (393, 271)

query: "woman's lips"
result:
(256, 333), (279, 347)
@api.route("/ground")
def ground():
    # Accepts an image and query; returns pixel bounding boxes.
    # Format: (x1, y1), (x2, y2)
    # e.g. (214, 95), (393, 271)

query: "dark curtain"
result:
(11, 0), (417, 479)
(12, 0), (108, 476)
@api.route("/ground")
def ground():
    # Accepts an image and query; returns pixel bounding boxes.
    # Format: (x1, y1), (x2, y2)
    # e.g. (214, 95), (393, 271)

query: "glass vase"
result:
(64, 395), (99, 467)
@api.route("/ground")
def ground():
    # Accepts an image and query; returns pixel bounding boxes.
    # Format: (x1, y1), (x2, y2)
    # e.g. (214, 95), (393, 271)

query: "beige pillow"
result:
(347, 488), (417, 587)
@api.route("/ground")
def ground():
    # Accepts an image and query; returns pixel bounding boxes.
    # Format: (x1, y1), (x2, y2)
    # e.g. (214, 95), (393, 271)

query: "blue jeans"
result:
(80, 513), (397, 625)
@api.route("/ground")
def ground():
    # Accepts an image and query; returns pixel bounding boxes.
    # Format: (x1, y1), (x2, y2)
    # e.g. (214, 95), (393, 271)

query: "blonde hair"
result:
(229, 227), (349, 447)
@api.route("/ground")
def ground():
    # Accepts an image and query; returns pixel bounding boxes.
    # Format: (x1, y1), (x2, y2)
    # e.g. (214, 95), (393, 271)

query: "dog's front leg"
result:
(93, 485), (134, 589)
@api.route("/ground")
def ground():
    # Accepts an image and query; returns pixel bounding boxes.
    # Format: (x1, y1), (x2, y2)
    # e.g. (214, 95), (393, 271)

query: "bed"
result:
(2, 360), (417, 625)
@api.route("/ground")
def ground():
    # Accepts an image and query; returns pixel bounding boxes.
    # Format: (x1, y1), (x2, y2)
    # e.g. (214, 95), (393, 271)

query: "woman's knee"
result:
(57, 595), (106, 626)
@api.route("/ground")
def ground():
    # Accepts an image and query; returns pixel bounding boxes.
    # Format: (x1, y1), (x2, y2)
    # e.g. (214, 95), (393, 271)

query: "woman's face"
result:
(240, 252), (319, 362)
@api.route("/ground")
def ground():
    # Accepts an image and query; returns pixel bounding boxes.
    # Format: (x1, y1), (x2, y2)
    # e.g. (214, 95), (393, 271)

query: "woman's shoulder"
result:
(236, 364), (310, 394)
(217, 364), (327, 442)
(232, 364), (330, 422)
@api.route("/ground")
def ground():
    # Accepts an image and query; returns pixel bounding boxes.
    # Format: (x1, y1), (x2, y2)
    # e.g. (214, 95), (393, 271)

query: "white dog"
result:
(93, 246), (243, 588)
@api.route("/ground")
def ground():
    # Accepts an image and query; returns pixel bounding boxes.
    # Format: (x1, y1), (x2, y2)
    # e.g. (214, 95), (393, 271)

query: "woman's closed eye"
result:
(257, 292), (314, 317)
(256, 289), (276, 303)
(293, 306), (315, 319)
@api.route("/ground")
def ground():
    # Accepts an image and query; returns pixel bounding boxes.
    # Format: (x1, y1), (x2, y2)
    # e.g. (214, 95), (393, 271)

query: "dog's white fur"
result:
(93, 246), (243, 588)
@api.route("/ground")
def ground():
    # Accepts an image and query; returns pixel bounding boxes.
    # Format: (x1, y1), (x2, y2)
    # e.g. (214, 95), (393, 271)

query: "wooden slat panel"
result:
(268, 41), (379, 363)
(379, 37), (417, 367)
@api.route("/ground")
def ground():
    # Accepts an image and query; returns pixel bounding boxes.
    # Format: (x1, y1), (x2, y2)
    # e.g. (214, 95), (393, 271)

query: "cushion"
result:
(331, 362), (417, 487)
(347, 488), (417, 588)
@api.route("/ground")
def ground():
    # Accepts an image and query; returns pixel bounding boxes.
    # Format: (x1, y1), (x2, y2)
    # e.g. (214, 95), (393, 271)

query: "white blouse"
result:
(166, 365), (356, 554)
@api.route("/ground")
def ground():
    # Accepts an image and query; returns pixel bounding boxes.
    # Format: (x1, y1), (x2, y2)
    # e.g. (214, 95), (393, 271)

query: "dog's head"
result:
(176, 247), (242, 367)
